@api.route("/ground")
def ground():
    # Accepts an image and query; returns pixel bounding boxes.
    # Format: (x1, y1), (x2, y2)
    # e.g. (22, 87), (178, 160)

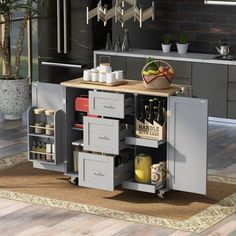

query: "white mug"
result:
(83, 69), (92, 81)
(114, 70), (123, 81)
(99, 73), (106, 83)
(106, 72), (116, 84)
(91, 69), (99, 82)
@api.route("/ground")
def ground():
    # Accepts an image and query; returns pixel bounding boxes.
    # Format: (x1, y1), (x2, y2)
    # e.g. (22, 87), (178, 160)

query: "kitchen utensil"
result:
(216, 39), (230, 56)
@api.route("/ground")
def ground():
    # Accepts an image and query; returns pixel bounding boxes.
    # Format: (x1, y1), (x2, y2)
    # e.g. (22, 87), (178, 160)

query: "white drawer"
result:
(79, 152), (133, 191)
(83, 117), (128, 155)
(89, 91), (133, 118)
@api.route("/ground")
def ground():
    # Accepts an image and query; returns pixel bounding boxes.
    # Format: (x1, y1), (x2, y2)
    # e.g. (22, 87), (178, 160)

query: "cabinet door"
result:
(192, 63), (227, 118)
(167, 96), (208, 194)
(32, 82), (64, 110)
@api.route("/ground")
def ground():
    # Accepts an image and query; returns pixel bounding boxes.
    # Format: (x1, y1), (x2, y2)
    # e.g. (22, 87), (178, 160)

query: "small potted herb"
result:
(176, 32), (189, 54)
(161, 35), (171, 53)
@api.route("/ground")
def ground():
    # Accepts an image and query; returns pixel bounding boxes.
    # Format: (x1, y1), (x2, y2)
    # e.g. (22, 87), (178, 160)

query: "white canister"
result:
(106, 72), (116, 84)
(99, 73), (106, 83)
(114, 70), (123, 82)
(83, 69), (92, 81)
(99, 64), (112, 73)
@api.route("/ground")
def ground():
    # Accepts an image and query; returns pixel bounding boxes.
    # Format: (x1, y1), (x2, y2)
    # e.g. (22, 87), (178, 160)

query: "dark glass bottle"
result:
(121, 28), (131, 51)
(155, 100), (165, 126)
(153, 98), (159, 114)
(146, 99), (155, 125)
(137, 98), (146, 123)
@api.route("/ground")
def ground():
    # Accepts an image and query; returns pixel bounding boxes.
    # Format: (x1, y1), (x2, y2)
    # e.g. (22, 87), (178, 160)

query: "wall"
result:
(112, 0), (236, 54)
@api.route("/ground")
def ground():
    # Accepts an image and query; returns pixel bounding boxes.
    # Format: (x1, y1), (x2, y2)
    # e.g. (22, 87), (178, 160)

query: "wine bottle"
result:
(153, 98), (159, 114)
(137, 98), (146, 123)
(146, 99), (155, 125)
(155, 100), (165, 126)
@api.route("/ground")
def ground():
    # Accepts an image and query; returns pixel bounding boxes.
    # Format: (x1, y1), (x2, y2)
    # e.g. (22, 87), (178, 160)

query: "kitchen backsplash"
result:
(112, 0), (236, 54)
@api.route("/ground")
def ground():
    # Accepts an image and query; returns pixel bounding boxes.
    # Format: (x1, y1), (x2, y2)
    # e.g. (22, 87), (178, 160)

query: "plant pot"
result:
(176, 43), (189, 54)
(161, 44), (171, 53)
(0, 77), (30, 120)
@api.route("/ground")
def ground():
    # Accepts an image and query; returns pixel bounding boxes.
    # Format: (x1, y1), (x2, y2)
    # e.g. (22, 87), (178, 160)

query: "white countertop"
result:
(94, 49), (236, 66)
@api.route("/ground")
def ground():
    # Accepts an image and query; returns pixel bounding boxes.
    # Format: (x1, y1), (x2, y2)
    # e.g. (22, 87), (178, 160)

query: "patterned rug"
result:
(0, 152), (235, 233)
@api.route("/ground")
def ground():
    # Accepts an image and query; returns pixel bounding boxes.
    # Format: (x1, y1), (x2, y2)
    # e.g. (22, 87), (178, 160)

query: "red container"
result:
(75, 97), (89, 112)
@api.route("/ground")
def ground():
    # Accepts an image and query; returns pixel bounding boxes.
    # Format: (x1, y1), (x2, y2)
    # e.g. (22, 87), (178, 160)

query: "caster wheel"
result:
(157, 189), (166, 199)
(69, 177), (78, 185)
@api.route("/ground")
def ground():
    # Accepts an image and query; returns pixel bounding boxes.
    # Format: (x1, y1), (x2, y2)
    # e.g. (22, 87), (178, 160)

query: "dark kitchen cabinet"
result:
(126, 57), (146, 80)
(192, 63), (227, 118)
(166, 60), (192, 86)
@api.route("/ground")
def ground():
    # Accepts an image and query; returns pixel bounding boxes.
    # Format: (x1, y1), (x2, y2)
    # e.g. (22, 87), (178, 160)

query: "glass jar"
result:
(45, 110), (55, 135)
(135, 153), (152, 183)
(34, 108), (45, 134)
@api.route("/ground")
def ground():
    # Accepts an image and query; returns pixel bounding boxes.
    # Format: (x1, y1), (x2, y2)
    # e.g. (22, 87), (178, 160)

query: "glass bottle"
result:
(155, 100), (165, 126)
(105, 33), (112, 50)
(146, 99), (155, 125)
(137, 98), (145, 124)
(121, 28), (131, 51)
(113, 33), (121, 51)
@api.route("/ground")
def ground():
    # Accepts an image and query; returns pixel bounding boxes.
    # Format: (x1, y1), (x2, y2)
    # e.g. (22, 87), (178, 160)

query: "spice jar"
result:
(45, 109), (55, 135)
(34, 108), (45, 134)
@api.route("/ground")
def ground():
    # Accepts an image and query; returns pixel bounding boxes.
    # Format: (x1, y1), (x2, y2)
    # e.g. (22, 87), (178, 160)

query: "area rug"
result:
(0, 152), (235, 233)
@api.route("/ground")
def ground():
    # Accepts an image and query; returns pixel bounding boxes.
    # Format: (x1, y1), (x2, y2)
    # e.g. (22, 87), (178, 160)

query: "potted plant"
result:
(176, 32), (189, 54)
(161, 35), (171, 53)
(0, 0), (45, 120)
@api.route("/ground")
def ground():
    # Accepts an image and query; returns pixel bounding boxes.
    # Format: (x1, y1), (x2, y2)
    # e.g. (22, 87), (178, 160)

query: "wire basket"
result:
(142, 60), (174, 89)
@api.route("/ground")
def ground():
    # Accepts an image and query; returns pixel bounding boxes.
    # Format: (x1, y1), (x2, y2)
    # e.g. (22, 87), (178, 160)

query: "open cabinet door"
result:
(167, 96), (208, 194)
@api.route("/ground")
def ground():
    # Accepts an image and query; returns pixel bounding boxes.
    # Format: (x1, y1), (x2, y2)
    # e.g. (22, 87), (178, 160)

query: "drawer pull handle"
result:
(94, 134), (110, 140)
(90, 171), (105, 176)
(103, 104), (115, 109)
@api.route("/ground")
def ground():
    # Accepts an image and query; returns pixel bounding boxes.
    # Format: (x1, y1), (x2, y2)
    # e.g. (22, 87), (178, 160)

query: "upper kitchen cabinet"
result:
(192, 63), (227, 118)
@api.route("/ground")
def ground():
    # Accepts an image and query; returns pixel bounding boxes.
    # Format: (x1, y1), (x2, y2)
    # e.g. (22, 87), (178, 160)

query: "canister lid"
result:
(45, 109), (56, 116)
(34, 108), (45, 114)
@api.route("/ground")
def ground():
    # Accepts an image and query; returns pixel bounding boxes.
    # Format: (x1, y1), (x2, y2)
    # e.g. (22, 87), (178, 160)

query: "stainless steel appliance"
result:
(38, 0), (111, 84)
(215, 39), (230, 56)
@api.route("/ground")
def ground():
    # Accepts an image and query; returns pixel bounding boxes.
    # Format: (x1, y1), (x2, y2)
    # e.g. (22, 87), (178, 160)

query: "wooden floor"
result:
(0, 117), (236, 235)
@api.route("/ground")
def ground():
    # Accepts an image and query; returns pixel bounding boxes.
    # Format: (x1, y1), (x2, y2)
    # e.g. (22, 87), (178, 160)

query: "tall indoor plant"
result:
(0, 0), (44, 120)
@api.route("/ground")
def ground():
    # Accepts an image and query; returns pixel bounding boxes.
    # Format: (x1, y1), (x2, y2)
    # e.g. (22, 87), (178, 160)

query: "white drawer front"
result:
(79, 152), (114, 191)
(89, 91), (125, 118)
(84, 117), (119, 155)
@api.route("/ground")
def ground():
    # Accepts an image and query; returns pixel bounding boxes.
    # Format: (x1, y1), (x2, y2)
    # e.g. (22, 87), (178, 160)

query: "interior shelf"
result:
(125, 136), (166, 148)
(122, 179), (164, 193)
(29, 133), (55, 139)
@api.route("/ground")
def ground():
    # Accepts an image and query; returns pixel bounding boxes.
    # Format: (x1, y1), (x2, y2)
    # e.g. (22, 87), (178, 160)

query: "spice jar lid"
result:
(45, 109), (56, 116)
(34, 108), (45, 114)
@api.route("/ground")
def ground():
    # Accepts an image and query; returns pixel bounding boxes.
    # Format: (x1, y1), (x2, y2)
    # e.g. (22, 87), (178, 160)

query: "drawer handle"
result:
(90, 171), (105, 176)
(94, 134), (110, 140)
(103, 104), (115, 109)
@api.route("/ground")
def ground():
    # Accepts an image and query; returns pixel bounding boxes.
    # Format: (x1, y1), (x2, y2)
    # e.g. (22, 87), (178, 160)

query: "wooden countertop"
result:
(61, 78), (180, 97)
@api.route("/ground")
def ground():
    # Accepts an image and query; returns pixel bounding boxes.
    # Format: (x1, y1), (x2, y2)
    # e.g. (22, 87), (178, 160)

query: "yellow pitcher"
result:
(135, 153), (152, 183)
